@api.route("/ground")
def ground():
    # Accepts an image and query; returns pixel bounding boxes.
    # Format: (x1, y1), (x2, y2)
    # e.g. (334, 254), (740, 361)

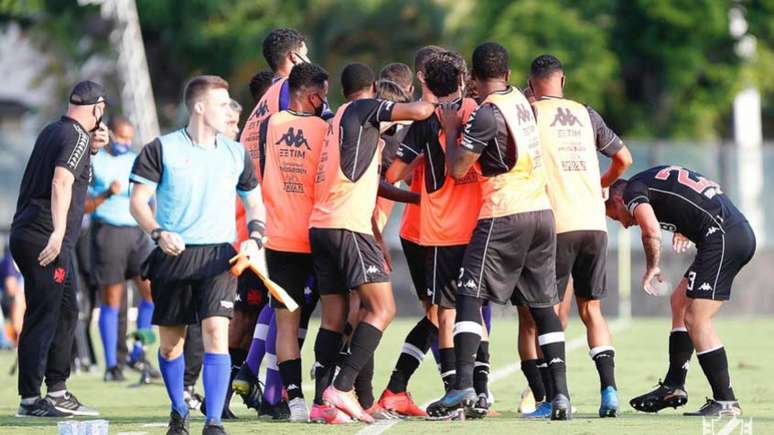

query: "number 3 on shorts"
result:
(686, 271), (697, 291)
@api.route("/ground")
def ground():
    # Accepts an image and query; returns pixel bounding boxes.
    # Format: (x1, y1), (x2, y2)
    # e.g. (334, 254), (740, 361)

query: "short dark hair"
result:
(288, 63), (329, 93)
(606, 178), (629, 206)
(262, 28), (306, 71)
(530, 54), (563, 79)
(107, 114), (132, 131)
(414, 45), (444, 73)
(183, 75), (229, 111)
(341, 63), (375, 97)
(424, 50), (466, 98)
(379, 63), (413, 91)
(376, 79), (411, 103)
(248, 70), (275, 103)
(471, 42), (509, 80)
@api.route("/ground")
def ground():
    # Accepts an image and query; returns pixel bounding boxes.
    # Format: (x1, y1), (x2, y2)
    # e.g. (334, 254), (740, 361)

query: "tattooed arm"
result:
(633, 203), (664, 294)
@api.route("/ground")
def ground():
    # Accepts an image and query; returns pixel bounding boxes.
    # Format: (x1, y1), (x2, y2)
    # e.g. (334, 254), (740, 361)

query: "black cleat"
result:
(426, 388), (477, 419)
(630, 381), (688, 413)
(550, 394), (572, 421)
(202, 422), (227, 434)
(684, 398), (742, 417)
(232, 365), (262, 412)
(200, 396), (238, 420)
(166, 410), (190, 435)
(46, 391), (99, 416)
(470, 393), (489, 419)
(259, 400), (290, 420)
(104, 366), (126, 382)
(15, 398), (73, 417)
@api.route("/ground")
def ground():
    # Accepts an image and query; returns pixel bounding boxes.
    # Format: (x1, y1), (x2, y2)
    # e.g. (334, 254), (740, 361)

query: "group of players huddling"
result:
(12, 27), (757, 435)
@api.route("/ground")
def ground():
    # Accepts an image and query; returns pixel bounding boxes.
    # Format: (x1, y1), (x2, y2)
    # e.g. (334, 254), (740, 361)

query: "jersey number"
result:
(654, 166), (720, 198)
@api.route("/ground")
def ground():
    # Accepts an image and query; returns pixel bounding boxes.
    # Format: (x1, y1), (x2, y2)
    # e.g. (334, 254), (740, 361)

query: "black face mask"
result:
(91, 106), (103, 132)
(313, 95), (324, 117)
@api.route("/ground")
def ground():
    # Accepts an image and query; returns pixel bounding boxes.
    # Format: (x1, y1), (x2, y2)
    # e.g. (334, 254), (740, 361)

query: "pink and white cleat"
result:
(310, 403), (352, 424)
(322, 386), (375, 423)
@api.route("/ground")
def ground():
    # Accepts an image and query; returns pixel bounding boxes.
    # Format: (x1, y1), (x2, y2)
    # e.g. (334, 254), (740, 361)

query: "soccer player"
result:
(606, 166), (756, 417)
(130, 75), (265, 435)
(253, 62), (330, 422)
(383, 50), (488, 417)
(248, 70), (275, 103)
(379, 62), (415, 97)
(11, 81), (108, 417)
(516, 54), (633, 418)
(427, 42), (572, 420)
(308, 63), (435, 424)
(87, 115), (158, 383)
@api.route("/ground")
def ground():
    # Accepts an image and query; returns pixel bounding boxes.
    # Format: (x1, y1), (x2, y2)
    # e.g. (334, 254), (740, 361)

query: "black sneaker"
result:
(232, 365), (262, 411)
(684, 398), (742, 417)
(630, 381), (688, 413)
(46, 391), (99, 416)
(202, 422), (227, 434)
(167, 410), (190, 435)
(104, 366), (126, 382)
(259, 400), (290, 420)
(470, 393), (489, 419)
(550, 393), (572, 421)
(16, 398), (73, 417)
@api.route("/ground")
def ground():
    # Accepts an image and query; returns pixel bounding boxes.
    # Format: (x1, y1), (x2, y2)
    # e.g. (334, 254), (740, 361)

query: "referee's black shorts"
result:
(141, 243), (237, 326)
(90, 221), (153, 286)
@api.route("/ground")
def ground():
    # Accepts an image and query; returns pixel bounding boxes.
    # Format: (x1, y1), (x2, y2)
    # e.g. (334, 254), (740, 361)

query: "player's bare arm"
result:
(130, 182), (185, 256)
(390, 100), (435, 122)
(378, 179), (419, 204)
(633, 202), (663, 291)
(601, 145), (633, 188)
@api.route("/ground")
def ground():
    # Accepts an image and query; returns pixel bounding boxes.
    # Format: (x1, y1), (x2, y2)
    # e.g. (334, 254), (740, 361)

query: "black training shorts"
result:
(266, 248), (317, 309)
(426, 245), (466, 309)
(90, 222), (153, 287)
(555, 230), (608, 300)
(309, 228), (390, 295)
(400, 237), (429, 302)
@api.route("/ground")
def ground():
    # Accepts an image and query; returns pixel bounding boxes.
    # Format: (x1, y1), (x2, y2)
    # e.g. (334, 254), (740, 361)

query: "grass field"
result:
(0, 317), (772, 434)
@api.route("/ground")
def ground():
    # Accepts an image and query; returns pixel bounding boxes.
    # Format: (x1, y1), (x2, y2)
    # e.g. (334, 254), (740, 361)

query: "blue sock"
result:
(99, 305), (119, 368)
(203, 352), (231, 425)
(131, 299), (155, 363)
(158, 352), (188, 417)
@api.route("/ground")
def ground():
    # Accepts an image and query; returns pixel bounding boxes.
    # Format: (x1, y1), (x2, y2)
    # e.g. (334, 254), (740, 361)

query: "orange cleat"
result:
(322, 386), (375, 423)
(310, 403), (352, 424)
(378, 389), (428, 417)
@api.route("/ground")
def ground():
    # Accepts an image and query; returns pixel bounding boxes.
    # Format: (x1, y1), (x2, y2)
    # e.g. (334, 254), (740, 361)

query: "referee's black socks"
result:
(386, 317), (437, 393)
(453, 294), (483, 390)
(664, 328), (693, 388)
(334, 322), (383, 392)
(529, 306), (570, 398)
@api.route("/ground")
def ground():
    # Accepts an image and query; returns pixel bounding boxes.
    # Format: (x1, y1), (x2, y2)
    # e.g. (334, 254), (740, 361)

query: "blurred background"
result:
(1, 0), (773, 318)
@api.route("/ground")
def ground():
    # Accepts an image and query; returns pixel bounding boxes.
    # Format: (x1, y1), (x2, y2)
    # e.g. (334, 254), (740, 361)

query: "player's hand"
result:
(672, 232), (691, 254)
(437, 102), (461, 132)
(642, 266), (663, 295)
(158, 231), (185, 256)
(108, 180), (122, 196)
(38, 231), (64, 267)
(90, 122), (109, 152)
(240, 237), (263, 260)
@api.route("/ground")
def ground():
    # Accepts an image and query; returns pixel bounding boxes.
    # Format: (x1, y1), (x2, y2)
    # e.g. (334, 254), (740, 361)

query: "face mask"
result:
(312, 95), (324, 117)
(110, 141), (131, 155)
(91, 106), (103, 132)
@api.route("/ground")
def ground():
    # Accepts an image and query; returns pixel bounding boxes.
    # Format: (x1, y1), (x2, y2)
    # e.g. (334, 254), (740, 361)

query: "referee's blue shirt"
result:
(90, 149), (138, 226)
(130, 128), (259, 245)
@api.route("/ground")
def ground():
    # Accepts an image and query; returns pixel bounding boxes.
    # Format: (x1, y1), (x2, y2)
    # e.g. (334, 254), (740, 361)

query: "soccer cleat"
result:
(127, 357), (162, 379)
(258, 400), (290, 420)
(231, 364), (258, 397)
(199, 396), (237, 420)
(599, 386), (619, 417)
(166, 410), (190, 435)
(184, 386), (203, 411)
(364, 404), (403, 420)
(202, 422), (226, 435)
(322, 385), (374, 423)
(550, 394), (572, 420)
(103, 366), (126, 382)
(523, 401), (552, 418)
(683, 398), (742, 417)
(426, 388), (477, 419)
(378, 389), (427, 417)
(16, 398), (73, 417)
(46, 391), (99, 416)
(630, 381), (688, 413)
(310, 403), (353, 424)
(518, 387), (536, 414)
(288, 397), (309, 422)
(470, 393), (489, 419)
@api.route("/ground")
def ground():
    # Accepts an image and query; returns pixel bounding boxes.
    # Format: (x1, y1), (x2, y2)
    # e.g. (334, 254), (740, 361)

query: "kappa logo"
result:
(516, 103), (533, 124)
(220, 300), (234, 309)
(698, 282), (713, 292)
(234, 293), (242, 302)
(427, 288), (433, 297)
(706, 226), (720, 237)
(53, 267), (66, 284)
(276, 127), (311, 150)
(366, 265), (380, 275)
(463, 279), (476, 289)
(550, 107), (583, 127)
(549, 357), (565, 365)
(287, 383), (299, 390)
(255, 99), (269, 118)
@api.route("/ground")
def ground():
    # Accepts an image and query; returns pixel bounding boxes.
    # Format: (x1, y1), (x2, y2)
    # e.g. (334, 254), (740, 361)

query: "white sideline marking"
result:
(117, 432), (149, 435)
(355, 318), (631, 435)
(141, 422), (168, 427)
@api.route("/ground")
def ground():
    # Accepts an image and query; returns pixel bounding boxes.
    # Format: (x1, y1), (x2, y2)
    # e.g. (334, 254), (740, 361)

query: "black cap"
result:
(69, 80), (110, 106)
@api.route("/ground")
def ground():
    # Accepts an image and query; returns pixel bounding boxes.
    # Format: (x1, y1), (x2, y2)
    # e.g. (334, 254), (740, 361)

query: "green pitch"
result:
(1, 317), (772, 434)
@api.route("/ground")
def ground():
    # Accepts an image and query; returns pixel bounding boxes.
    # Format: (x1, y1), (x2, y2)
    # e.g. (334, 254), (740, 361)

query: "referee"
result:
(130, 75), (264, 435)
(10, 81), (109, 417)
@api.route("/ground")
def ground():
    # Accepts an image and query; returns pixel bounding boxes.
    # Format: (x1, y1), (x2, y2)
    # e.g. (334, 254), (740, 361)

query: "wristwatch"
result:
(150, 228), (163, 243)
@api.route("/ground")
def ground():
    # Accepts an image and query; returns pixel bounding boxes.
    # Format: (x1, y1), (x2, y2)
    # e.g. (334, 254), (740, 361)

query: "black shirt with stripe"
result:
(623, 165), (746, 243)
(12, 116), (92, 249)
(339, 98), (395, 182)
